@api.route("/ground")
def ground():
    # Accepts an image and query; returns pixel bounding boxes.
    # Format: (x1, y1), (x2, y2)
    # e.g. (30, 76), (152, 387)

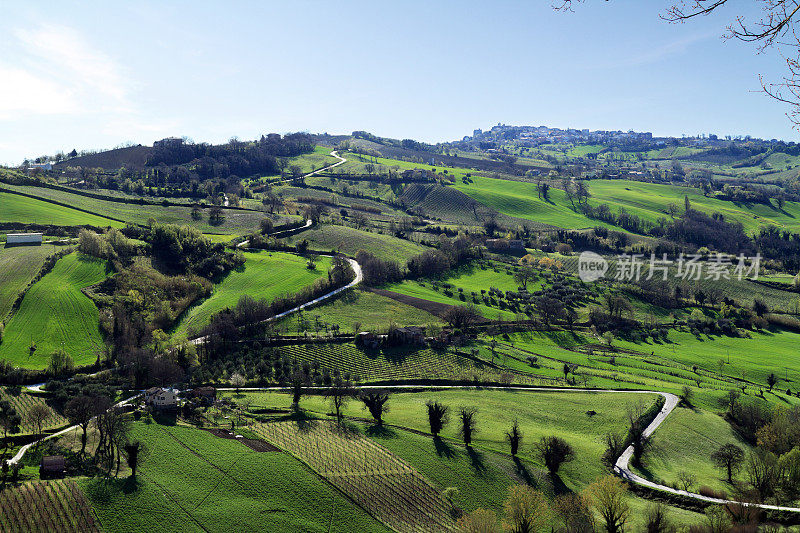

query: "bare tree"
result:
(26, 403), (52, 440)
(324, 376), (355, 421)
(359, 390), (390, 425)
(458, 407), (478, 446)
(426, 401), (450, 437)
(505, 419), (523, 456)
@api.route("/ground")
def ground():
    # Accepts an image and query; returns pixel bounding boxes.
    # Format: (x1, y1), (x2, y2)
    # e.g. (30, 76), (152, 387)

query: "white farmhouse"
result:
(6, 233), (43, 245)
(144, 387), (179, 410)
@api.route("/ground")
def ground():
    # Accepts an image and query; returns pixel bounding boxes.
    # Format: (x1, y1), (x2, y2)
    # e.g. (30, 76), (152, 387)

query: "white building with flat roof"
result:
(6, 233), (43, 245)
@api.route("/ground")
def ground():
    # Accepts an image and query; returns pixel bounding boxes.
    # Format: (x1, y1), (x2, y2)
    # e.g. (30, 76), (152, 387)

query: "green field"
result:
(382, 280), (518, 321)
(633, 406), (755, 496)
(278, 289), (442, 334)
(83, 421), (387, 532)
(0, 252), (109, 369)
(0, 243), (60, 319)
(284, 224), (427, 263)
(0, 191), (122, 227)
(2, 184), (264, 234)
(452, 176), (800, 234)
(173, 251), (332, 339)
(227, 389), (704, 527)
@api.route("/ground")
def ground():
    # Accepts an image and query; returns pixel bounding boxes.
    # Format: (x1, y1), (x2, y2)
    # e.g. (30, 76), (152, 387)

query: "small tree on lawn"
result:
(711, 444), (745, 483)
(505, 419), (523, 456)
(324, 376), (355, 422)
(677, 471), (696, 491)
(124, 441), (142, 478)
(426, 401), (450, 437)
(458, 407), (478, 446)
(230, 372), (246, 392)
(767, 372), (778, 391)
(536, 436), (575, 475)
(360, 390), (390, 425)
(288, 367), (310, 410)
(65, 396), (98, 457)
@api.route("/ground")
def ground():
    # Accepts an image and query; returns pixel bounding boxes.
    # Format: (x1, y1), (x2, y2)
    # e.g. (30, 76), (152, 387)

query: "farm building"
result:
(485, 239), (525, 252)
(144, 387), (179, 410)
(6, 233), (43, 245)
(190, 386), (217, 405)
(40, 455), (66, 478)
(387, 326), (427, 347)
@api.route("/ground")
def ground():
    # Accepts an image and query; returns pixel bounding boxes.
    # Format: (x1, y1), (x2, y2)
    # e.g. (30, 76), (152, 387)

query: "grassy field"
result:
(284, 224), (427, 263)
(277, 289), (442, 334)
(0, 479), (101, 532)
(614, 328), (800, 396)
(172, 251), (332, 339)
(632, 406), (756, 496)
(2, 184), (263, 234)
(83, 421), (387, 532)
(0, 243), (60, 319)
(0, 191), (122, 228)
(381, 280), (518, 321)
(228, 389), (704, 527)
(0, 252), (109, 369)
(452, 176), (800, 234)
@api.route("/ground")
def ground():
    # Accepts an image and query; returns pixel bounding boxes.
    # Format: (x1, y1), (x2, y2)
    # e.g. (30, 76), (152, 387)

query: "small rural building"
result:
(40, 455), (66, 478)
(6, 233), (43, 246)
(485, 239), (525, 253)
(387, 326), (427, 347)
(28, 162), (53, 171)
(144, 387), (179, 410)
(191, 386), (217, 406)
(356, 331), (381, 349)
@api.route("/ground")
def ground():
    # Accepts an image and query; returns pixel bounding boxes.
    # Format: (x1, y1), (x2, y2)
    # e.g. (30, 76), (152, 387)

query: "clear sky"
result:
(0, 1), (796, 164)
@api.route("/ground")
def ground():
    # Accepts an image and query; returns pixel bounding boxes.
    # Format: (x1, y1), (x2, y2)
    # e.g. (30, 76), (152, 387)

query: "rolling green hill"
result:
(0, 252), (109, 369)
(452, 176), (800, 234)
(172, 251), (332, 339)
(0, 191), (122, 228)
(0, 243), (60, 319)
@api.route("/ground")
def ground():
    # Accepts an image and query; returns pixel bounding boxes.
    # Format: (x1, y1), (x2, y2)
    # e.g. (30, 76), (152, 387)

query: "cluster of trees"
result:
(407, 234), (476, 279)
(355, 250), (403, 286)
(659, 209), (753, 256)
(146, 134), (314, 178)
(458, 476), (634, 533)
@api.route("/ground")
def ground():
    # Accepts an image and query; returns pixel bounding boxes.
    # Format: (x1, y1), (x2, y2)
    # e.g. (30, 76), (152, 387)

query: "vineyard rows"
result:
(254, 420), (457, 533)
(0, 388), (67, 433)
(0, 479), (100, 533)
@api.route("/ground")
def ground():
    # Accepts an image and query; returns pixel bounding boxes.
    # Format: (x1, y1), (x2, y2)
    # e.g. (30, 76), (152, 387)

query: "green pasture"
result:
(277, 289), (442, 334)
(284, 224), (427, 263)
(172, 251), (331, 339)
(0, 252), (109, 369)
(0, 243), (60, 319)
(2, 184), (263, 234)
(633, 406), (756, 497)
(0, 191), (122, 228)
(452, 176), (800, 234)
(83, 421), (387, 532)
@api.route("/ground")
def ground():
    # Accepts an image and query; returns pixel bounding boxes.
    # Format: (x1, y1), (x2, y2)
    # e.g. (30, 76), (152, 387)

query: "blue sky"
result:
(0, 1), (795, 164)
